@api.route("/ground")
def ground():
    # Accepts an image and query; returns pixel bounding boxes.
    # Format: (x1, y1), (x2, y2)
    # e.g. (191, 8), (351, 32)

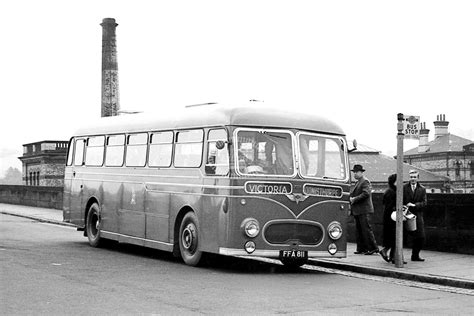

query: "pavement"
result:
(1, 202), (473, 290)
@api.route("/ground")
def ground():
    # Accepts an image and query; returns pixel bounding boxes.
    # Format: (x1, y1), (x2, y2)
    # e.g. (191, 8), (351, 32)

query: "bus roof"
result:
(73, 103), (346, 137)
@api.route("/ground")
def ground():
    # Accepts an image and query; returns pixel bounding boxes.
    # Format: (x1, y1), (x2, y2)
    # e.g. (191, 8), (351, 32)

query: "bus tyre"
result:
(86, 203), (103, 248)
(179, 212), (203, 266)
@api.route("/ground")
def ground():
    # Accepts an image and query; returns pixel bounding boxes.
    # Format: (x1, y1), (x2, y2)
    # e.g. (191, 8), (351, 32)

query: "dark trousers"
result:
(408, 212), (425, 258)
(382, 211), (395, 250)
(354, 213), (378, 252)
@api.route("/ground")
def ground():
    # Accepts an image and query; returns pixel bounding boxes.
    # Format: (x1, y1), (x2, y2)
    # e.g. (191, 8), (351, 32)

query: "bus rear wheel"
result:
(179, 212), (203, 266)
(86, 203), (104, 247)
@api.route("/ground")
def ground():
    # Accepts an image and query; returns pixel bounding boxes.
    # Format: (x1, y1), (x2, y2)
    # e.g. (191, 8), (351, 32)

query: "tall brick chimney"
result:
(101, 18), (120, 117)
(433, 114), (449, 139)
(418, 122), (430, 153)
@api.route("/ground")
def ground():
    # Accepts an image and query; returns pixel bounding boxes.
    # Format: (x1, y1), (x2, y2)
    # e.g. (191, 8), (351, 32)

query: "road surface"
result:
(1, 214), (472, 315)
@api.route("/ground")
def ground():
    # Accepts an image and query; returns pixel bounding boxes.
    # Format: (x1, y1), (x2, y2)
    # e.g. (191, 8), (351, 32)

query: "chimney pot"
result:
(102, 18), (116, 24)
(418, 121), (430, 153)
(433, 114), (449, 138)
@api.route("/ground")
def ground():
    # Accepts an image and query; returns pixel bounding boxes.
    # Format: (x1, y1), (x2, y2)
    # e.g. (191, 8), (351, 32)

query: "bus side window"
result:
(149, 131), (173, 167)
(174, 130), (203, 168)
(66, 138), (74, 166)
(85, 136), (105, 166)
(126, 133), (148, 167)
(105, 134), (125, 167)
(205, 129), (229, 176)
(74, 139), (85, 166)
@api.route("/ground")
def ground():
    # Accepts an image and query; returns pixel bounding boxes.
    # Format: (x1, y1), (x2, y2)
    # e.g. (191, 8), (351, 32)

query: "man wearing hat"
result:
(350, 164), (379, 255)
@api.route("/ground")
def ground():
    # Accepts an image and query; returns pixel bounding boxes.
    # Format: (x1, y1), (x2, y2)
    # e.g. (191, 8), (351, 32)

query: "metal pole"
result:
(395, 113), (405, 268)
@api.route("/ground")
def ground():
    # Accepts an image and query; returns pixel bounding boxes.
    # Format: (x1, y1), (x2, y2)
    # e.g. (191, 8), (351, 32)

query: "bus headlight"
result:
(244, 241), (256, 254)
(242, 218), (260, 238)
(328, 243), (337, 255)
(327, 222), (343, 240)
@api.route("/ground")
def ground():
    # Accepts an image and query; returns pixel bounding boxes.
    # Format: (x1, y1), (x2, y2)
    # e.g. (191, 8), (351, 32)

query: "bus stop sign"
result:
(402, 115), (420, 139)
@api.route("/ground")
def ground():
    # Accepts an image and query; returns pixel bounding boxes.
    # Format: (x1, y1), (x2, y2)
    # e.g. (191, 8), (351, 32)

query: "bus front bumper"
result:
(219, 248), (346, 258)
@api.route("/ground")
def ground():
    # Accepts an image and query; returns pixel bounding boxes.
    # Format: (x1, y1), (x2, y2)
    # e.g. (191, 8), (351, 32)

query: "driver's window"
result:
(205, 129), (229, 175)
(298, 134), (346, 180)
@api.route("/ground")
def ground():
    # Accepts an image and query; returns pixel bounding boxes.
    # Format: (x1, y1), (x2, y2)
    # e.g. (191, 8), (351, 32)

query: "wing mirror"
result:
(348, 139), (358, 153)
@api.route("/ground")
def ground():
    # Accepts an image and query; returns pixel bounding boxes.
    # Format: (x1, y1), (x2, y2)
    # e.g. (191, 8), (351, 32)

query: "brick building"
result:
(18, 141), (68, 186)
(403, 115), (473, 193)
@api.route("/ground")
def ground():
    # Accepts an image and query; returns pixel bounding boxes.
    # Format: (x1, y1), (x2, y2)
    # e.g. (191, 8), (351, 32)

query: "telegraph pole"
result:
(395, 113), (420, 267)
(395, 113), (405, 267)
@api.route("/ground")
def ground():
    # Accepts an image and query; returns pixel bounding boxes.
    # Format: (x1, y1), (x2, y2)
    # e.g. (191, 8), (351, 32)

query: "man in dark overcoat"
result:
(403, 170), (427, 261)
(350, 164), (379, 255)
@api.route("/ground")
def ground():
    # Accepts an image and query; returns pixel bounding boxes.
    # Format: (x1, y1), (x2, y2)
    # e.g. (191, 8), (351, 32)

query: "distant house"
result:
(403, 115), (473, 193)
(18, 141), (68, 186)
(349, 143), (450, 193)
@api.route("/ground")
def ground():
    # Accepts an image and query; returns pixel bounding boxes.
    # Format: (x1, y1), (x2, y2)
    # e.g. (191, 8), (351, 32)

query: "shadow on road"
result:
(202, 254), (319, 275)
(66, 240), (325, 275)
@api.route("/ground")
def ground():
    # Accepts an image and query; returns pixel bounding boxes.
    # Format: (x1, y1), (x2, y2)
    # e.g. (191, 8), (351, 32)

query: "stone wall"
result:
(347, 193), (474, 254)
(40, 163), (66, 186)
(0, 185), (63, 210)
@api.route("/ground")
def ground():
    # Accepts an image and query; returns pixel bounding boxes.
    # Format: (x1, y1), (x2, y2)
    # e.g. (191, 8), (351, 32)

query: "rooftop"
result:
(73, 103), (346, 137)
(350, 149), (449, 183)
(404, 133), (472, 155)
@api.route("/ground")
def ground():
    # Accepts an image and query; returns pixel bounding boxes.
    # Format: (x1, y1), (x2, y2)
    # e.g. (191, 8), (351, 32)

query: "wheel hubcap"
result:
(182, 224), (196, 252)
(90, 214), (99, 237)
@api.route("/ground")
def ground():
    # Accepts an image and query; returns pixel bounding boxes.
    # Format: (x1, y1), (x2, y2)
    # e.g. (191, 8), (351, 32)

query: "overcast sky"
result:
(1, 0), (473, 176)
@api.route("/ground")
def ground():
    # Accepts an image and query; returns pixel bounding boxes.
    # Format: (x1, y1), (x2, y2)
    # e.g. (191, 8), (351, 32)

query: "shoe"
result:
(354, 251), (366, 254)
(364, 249), (379, 255)
(411, 256), (425, 262)
(380, 249), (390, 263)
(391, 259), (407, 264)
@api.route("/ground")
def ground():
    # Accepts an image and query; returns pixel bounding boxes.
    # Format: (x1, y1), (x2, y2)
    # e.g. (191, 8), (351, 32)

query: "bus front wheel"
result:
(179, 212), (203, 266)
(86, 203), (103, 247)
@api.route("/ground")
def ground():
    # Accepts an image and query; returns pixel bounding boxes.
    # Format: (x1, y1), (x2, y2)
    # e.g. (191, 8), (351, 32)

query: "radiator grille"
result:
(264, 222), (323, 245)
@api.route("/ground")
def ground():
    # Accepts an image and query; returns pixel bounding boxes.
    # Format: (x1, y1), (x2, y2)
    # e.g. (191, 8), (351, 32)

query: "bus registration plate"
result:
(279, 250), (308, 259)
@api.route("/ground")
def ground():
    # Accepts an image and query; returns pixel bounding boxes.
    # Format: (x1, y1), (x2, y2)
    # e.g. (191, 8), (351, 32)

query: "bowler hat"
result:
(351, 164), (365, 172)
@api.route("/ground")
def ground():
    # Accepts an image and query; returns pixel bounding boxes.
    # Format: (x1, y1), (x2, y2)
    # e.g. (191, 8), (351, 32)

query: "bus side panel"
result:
(169, 191), (202, 245)
(101, 180), (122, 234)
(69, 169), (84, 226)
(145, 191), (170, 242)
(63, 168), (73, 223)
(119, 182), (146, 240)
(200, 179), (230, 253)
(82, 177), (104, 216)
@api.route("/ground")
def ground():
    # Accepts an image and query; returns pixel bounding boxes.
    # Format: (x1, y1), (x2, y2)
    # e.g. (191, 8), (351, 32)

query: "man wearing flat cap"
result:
(350, 164), (379, 255)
